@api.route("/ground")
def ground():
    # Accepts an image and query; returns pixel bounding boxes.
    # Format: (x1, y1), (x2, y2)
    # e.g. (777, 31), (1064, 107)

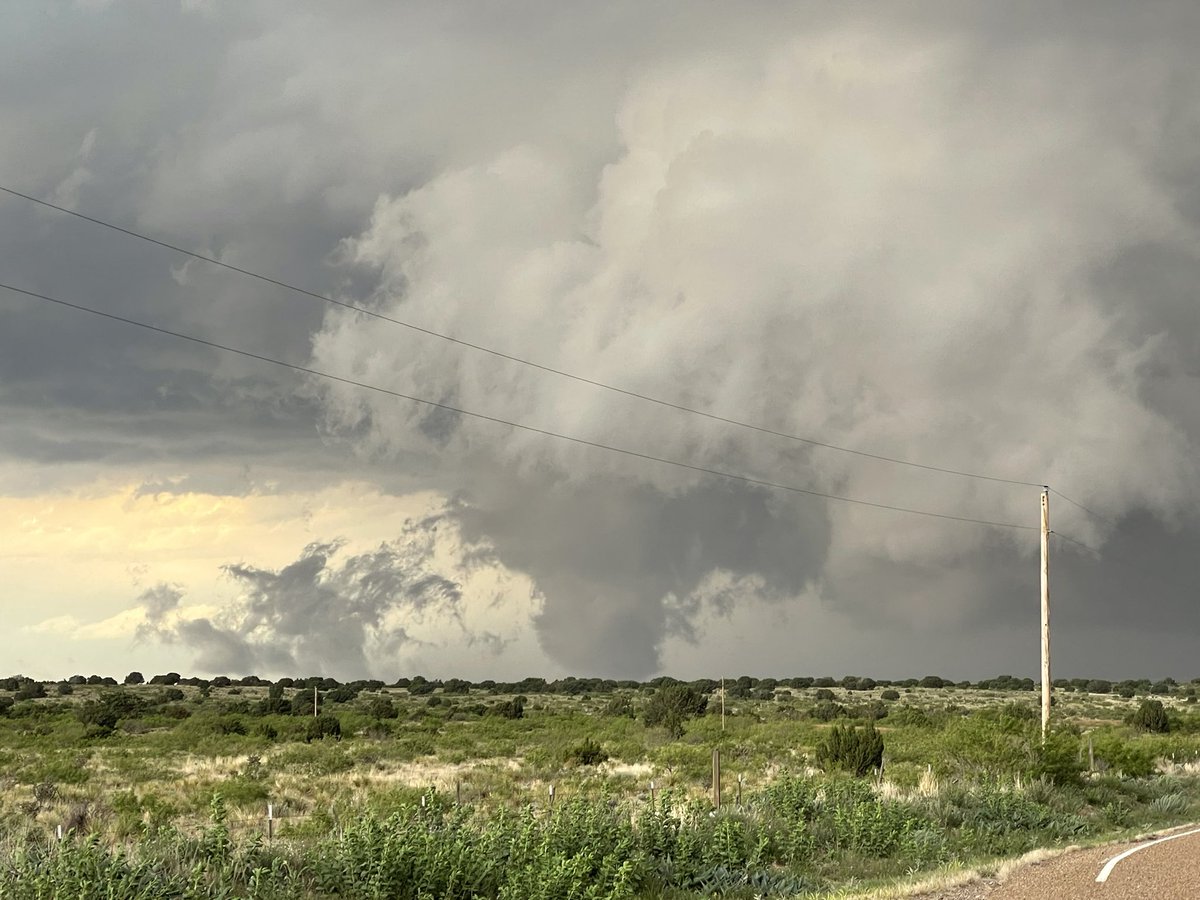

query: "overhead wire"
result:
(1049, 488), (1116, 529)
(0, 184), (1045, 490)
(0, 279), (1038, 532)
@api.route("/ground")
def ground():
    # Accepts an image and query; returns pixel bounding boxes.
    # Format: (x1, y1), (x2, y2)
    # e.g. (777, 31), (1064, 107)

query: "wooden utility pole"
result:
(720, 678), (725, 732)
(1041, 488), (1051, 739)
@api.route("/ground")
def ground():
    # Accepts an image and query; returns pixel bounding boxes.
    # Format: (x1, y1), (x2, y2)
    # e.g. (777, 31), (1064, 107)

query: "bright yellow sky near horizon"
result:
(1, 480), (462, 676)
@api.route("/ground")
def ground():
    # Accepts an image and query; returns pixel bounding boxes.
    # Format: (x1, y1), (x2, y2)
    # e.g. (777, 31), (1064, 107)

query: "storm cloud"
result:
(134, 512), (491, 680)
(3, 2), (1199, 680)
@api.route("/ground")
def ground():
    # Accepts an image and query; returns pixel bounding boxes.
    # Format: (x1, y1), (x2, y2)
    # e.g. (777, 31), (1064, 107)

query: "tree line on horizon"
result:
(2, 672), (1197, 700)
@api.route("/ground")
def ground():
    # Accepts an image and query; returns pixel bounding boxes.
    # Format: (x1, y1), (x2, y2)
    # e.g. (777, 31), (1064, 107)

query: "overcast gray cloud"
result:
(2, 1), (1198, 680)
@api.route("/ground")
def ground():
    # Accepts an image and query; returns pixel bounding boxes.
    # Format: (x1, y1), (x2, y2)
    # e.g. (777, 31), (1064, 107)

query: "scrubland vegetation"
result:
(3, 672), (1200, 898)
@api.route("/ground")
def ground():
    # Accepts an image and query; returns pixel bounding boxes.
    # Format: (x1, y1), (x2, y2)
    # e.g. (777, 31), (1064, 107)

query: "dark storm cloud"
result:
(5, 1), (1200, 679)
(452, 477), (830, 677)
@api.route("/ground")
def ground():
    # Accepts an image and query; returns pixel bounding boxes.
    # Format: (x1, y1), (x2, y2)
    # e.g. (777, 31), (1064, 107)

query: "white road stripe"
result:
(1096, 826), (1200, 883)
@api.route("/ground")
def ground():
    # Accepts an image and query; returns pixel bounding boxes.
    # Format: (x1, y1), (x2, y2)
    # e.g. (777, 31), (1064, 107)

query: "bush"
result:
(1092, 732), (1156, 777)
(816, 723), (884, 776)
(14, 682), (46, 701)
(367, 697), (398, 719)
(488, 697), (524, 720)
(643, 685), (707, 738)
(564, 737), (609, 766)
(809, 700), (848, 722)
(76, 691), (146, 735)
(603, 694), (634, 717)
(881, 689), (900, 701)
(1131, 699), (1170, 733)
(1032, 730), (1085, 785)
(306, 714), (342, 742)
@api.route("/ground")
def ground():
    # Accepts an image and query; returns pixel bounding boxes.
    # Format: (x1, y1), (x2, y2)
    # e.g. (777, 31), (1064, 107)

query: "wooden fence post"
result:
(711, 749), (721, 810)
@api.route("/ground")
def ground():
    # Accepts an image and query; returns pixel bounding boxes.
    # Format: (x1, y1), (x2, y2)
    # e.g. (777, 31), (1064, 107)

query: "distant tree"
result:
(366, 697), (397, 720)
(603, 694), (634, 718)
(488, 697), (525, 720)
(14, 682), (46, 701)
(881, 689), (901, 701)
(325, 685), (362, 704)
(643, 685), (707, 738)
(1131, 698), (1170, 733)
(1085, 680), (1112, 695)
(809, 700), (848, 722)
(124, 672), (145, 685)
(76, 691), (146, 736)
(305, 714), (341, 742)
(259, 683), (290, 715)
(150, 672), (181, 686)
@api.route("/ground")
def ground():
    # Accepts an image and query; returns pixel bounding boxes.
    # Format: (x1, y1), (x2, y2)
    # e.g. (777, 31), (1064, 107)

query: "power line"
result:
(1048, 531), (1100, 557)
(0, 280), (1038, 532)
(1049, 488), (1116, 528)
(0, 184), (1044, 490)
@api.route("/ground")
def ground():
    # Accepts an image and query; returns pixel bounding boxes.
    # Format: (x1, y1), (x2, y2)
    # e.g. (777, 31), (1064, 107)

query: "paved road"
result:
(922, 827), (1200, 900)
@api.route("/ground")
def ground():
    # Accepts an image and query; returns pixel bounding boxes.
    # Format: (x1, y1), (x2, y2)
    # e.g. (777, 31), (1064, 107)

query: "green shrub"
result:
(305, 714), (342, 742)
(1131, 699), (1170, 733)
(564, 738), (609, 767)
(367, 697), (398, 719)
(488, 697), (525, 720)
(1092, 732), (1156, 777)
(809, 700), (848, 722)
(603, 694), (634, 718)
(643, 685), (707, 738)
(1032, 730), (1085, 786)
(816, 723), (884, 777)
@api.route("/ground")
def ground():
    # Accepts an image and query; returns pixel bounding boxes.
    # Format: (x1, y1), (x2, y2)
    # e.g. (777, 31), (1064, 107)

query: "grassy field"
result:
(2, 674), (1199, 898)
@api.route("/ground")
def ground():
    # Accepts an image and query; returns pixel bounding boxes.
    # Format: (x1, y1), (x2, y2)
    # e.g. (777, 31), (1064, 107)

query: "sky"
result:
(1, 1), (1198, 683)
